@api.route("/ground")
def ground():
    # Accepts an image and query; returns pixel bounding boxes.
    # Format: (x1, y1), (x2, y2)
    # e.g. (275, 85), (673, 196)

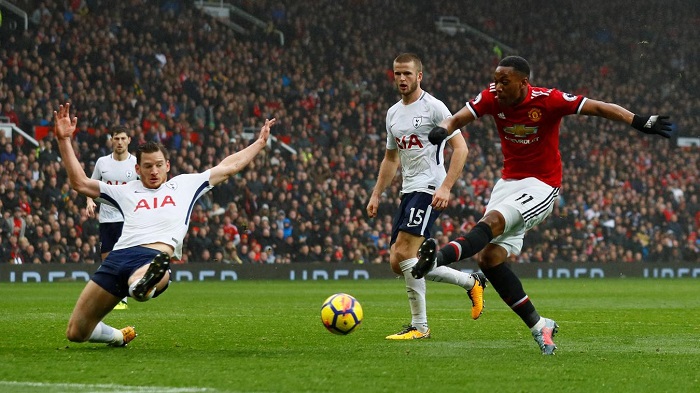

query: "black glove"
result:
(428, 126), (449, 145)
(631, 115), (671, 138)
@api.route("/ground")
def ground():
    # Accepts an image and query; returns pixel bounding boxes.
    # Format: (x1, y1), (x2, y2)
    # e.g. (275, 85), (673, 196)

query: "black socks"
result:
(482, 263), (540, 328)
(437, 222), (493, 266)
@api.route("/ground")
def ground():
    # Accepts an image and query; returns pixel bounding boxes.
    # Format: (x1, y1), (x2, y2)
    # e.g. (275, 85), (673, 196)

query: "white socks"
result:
(398, 258), (478, 334)
(399, 258), (428, 333)
(426, 266), (476, 290)
(88, 321), (123, 345)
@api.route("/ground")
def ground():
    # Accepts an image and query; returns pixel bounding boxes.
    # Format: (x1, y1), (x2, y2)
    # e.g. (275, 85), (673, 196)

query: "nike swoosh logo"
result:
(134, 190), (147, 193)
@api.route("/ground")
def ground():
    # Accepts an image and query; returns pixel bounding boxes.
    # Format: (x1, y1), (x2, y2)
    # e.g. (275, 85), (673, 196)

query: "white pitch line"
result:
(0, 381), (220, 393)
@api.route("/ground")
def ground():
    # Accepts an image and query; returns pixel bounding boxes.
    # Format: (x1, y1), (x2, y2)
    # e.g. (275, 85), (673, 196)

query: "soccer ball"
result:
(320, 293), (363, 335)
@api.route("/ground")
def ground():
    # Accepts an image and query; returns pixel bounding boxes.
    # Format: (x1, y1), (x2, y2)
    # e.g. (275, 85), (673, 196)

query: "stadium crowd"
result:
(0, 0), (698, 266)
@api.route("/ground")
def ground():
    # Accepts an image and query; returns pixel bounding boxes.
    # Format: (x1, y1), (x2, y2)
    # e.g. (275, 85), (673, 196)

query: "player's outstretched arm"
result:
(429, 106), (477, 145)
(209, 118), (276, 187)
(631, 115), (672, 138)
(580, 99), (671, 138)
(54, 103), (101, 198)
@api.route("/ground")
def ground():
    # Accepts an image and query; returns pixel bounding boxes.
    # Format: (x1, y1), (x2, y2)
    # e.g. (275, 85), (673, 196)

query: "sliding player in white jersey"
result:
(366, 53), (487, 340)
(87, 125), (137, 310)
(55, 102), (275, 347)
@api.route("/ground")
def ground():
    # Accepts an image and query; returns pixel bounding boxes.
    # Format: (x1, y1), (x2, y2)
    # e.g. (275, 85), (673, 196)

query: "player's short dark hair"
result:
(394, 53), (422, 72)
(136, 141), (169, 164)
(498, 56), (531, 78)
(110, 125), (129, 138)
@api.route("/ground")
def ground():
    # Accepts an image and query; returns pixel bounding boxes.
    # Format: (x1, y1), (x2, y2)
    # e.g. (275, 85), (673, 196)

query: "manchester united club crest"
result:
(413, 116), (422, 128)
(528, 108), (542, 122)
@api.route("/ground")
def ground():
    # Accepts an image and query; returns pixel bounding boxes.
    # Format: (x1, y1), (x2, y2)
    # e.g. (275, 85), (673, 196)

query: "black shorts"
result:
(99, 222), (124, 254)
(390, 192), (440, 245)
(92, 246), (170, 299)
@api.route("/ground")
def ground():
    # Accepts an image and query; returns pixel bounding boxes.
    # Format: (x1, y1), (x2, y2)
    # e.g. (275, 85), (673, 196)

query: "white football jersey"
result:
(97, 170), (214, 259)
(386, 91), (456, 194)
(91, 154), (138, 223)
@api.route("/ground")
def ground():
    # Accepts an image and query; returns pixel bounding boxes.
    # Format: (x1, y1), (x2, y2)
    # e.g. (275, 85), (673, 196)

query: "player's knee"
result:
(389, 260), (403, 275)
(65, 324), (89, 343)
(477, 256), (498, 270)
(391, 240), (415, 260)
(477, 247), (507, 270)
(480, 211), (506, 236)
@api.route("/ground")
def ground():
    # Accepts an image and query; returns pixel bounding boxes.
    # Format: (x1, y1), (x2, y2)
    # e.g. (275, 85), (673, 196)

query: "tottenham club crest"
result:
(126, 170), (134, 179)
(413, 116), (422, 128)
(165, 181), (178, 190)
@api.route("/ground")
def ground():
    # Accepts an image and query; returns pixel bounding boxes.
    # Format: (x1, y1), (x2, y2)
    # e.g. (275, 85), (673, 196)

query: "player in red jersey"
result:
(411, 56), (671, 354)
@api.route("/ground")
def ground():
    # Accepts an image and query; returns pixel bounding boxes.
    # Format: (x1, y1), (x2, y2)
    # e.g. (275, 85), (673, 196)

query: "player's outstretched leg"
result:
(130, 252), (170, 301)
(411, 238), (438, 279)
(531, 318), (559, 355)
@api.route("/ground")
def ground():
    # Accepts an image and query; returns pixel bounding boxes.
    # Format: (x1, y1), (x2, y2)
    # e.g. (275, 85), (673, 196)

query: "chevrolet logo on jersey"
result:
(504, 124), (538, 137)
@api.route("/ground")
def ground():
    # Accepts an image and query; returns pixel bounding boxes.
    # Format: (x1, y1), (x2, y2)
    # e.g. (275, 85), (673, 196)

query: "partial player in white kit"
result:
(87, 125), (137, 310)
(54, 102), (275, 347)
(366, 53), (486, 340)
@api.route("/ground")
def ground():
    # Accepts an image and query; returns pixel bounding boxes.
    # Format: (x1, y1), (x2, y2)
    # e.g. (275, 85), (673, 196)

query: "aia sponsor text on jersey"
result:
(395, 134), (424, 150)
(134, 196), (176, 211)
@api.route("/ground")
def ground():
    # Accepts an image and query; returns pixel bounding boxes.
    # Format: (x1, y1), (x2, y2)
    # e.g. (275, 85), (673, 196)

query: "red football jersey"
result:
(467, 84), (585, 187)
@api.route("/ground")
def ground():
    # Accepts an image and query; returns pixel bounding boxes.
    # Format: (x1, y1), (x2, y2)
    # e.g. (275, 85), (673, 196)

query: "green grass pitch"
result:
(1, 278), (698, 393)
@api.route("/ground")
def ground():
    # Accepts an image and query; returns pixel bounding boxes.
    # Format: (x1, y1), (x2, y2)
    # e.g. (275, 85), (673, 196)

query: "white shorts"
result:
(485, 177), (559, 256)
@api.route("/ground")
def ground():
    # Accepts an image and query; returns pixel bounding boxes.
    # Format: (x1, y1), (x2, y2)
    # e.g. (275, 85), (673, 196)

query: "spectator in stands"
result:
(2, 102), (20, 125)
(79, 241), (98, 265)
(74, 120), (93, 146)
(295, 242), (314, 263)
(221, 241), (243, 264)
(0, 143), (16, 163)
(6, 207), (26, 239)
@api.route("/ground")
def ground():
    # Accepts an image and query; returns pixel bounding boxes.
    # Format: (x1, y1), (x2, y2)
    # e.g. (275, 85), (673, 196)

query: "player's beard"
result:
(400, 80), (418, 98)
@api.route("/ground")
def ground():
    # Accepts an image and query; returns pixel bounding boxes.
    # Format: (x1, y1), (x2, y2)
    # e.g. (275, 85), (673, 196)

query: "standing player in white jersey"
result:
(412, 56), (672, 354)
(86, 125), (137, 310)
(367, 53), (487, 340)
(54, 102), (275, 347)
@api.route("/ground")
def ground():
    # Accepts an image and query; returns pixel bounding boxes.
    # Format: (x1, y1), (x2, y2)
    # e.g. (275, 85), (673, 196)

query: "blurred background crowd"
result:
(0, 0), (698, 265)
